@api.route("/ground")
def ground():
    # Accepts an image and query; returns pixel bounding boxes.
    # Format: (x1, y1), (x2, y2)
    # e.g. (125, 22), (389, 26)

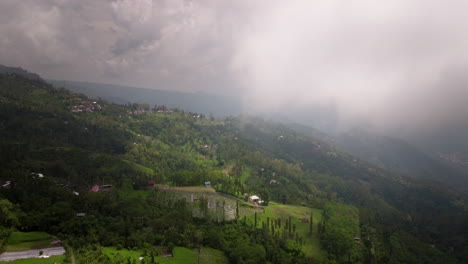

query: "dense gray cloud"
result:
(232, 0), (468, 134)
(1, 0), (468, 135)
(0, 0), (245, 92)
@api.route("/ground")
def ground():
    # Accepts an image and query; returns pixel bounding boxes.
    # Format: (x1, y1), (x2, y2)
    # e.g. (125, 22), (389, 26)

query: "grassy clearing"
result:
(195, 247), (228, 264)
(7, 232), (51, 245)
(102, 247), (143, 261)
(0, 255), (65, 264)
(102, 247), (205, 264)
(5, 232), (54, 252)
(154, 247), (196, 264)
(5, 240), (55, 252)
(246, 202), (324, 260)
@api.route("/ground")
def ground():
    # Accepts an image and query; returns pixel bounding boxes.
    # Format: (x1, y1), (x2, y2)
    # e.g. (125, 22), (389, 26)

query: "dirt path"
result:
(70, 248), (76, 264)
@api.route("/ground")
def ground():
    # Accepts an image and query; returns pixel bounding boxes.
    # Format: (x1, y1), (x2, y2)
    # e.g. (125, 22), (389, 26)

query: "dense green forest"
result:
(0, 71), (467, 263)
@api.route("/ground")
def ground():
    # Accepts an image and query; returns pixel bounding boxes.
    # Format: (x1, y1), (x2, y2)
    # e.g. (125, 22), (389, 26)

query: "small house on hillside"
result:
(90, 185), (100, 192)
(204, 181), (211, 187)
(0, 181), (11, 187)
(90, 184), (112, 192)
(249, 195), (260, 203)
(31, 172), (44, 179)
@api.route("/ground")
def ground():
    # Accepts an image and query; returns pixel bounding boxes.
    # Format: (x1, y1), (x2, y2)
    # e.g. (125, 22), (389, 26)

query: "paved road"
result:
(0, 247), (65, 261)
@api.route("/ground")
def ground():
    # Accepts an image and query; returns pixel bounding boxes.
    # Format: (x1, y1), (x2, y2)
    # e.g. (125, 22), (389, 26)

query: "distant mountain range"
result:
(48, 79), (243, 117)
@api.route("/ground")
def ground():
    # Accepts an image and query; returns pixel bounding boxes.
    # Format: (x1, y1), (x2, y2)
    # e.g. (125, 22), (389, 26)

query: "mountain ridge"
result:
(48, 79), (242, 117)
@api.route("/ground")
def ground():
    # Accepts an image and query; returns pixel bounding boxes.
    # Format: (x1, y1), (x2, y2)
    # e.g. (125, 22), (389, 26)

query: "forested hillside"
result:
(1, 72), (467, 263)
(335, 129), (468, 192)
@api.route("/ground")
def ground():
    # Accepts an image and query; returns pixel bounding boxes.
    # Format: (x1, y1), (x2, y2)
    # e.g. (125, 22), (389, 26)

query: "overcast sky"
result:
(1, 0), (468, 134)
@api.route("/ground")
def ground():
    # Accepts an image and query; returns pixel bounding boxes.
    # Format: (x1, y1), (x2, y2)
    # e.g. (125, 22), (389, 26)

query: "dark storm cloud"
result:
(0, 0), (243, 92)
(1, 0), (468, 134)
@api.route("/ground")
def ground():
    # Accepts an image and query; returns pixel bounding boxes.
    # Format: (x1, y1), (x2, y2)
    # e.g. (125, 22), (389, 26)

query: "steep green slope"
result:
(335, 128), (468, 191)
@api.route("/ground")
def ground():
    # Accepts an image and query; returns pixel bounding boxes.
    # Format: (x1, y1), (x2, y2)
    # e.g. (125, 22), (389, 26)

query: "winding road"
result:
(0, 247), (65, 261)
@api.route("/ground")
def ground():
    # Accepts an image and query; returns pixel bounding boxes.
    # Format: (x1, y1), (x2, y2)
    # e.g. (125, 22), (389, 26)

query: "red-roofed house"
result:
(90, 185), (100, 192)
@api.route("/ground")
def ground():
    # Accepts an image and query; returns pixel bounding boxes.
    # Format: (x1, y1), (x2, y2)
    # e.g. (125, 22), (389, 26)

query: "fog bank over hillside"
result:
(232, 0), (468, 137)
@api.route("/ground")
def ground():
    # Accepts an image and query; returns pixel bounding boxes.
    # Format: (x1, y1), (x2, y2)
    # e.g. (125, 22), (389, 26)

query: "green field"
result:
(103, 247), (202, 264)
(5, 232), (54, 252)
(195, 247), (228, 264)
(103, 247), (143, 261)
(0, 255), (65, 264)
(246, 202), (324, 260)
(154, 247), (196, 264)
